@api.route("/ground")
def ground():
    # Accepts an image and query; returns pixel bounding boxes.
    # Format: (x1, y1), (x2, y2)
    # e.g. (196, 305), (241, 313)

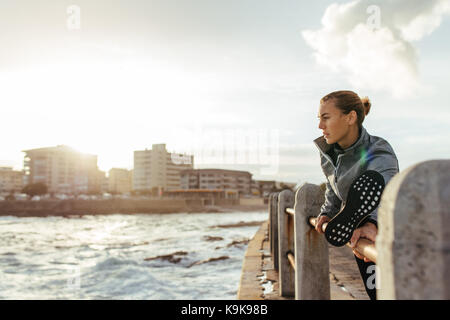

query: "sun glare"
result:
(1, 58), (220, 170)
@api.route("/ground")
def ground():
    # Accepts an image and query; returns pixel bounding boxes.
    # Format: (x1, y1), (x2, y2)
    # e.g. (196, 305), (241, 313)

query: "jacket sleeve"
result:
(365, 144), (400, 224)
(318, 181), (342, 219)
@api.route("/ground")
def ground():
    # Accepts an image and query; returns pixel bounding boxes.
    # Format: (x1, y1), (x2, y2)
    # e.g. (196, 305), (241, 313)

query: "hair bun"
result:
(361, 96), (371, 116)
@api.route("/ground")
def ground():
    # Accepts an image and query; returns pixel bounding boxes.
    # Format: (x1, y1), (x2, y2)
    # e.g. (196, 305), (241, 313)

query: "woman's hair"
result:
(320, 90), (371, 129)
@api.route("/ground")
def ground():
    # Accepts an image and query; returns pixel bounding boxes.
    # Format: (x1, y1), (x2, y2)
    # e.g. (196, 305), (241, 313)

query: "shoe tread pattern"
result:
(325, 170), (385, 247)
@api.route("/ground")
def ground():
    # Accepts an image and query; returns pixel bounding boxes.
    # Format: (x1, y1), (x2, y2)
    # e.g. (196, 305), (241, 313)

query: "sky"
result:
(0, 0), (449, 185)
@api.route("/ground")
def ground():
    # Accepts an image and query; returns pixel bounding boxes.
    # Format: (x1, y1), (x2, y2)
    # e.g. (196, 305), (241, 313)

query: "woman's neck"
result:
(337, 126), (360, 150)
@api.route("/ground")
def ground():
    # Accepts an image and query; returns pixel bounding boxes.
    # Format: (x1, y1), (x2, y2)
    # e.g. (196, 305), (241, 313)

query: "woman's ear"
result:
(348, 110), (357, 125)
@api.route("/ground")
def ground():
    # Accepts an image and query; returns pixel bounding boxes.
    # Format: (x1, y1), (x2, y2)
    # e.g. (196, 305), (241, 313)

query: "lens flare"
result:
(360, 148), (375, 165)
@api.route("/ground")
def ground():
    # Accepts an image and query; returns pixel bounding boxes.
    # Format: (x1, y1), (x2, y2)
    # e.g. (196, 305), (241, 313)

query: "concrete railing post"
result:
(278, 189), (295, 297)
(377, 160), (450, 299)
(271, 192), (280, 271)
(268, 193), (275, 256)
(294, 183), (329, 300)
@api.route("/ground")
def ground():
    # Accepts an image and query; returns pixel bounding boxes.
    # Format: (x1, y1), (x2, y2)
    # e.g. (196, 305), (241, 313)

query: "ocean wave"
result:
(1, 252), (16, 256)
(81, 262), (181, 299)
(0, 211), (267, 299)
(93, 257), (140, 270)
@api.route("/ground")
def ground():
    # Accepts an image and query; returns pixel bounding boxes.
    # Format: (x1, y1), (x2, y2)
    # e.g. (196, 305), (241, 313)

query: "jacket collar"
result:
(313, 126), (369, 156)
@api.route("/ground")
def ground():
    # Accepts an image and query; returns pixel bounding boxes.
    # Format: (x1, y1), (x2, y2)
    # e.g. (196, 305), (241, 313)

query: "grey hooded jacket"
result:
(313, 126), (399, 225)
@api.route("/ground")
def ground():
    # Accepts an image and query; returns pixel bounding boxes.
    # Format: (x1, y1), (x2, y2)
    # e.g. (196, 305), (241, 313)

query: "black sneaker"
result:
(324, 170), (385, 247)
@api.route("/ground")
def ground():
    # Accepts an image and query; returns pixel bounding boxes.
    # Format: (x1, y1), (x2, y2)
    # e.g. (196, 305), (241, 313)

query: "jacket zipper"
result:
(334, 155), (343, 200)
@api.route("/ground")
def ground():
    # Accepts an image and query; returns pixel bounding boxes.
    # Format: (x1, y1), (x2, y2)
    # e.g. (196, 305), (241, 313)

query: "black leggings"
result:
(354, 254), (377, 300)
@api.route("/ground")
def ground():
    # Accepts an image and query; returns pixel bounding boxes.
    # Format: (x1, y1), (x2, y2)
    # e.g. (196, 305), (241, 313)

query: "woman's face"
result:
(317, 100), (351, 145)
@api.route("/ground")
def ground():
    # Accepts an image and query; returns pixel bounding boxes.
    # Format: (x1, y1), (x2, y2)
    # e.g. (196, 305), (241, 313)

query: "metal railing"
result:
(268, 160), (450, 300)
(308, 217), (378, 263)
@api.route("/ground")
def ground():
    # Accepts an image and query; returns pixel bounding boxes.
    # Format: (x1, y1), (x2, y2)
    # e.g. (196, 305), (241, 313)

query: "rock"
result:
(210, 221), (264, 229)
(153, 238), (170, 242)
(144, 251), (188, 264)
(203, 235), (224, 242)
(226, 239), (250, 248)
(188, 255), (230, 268)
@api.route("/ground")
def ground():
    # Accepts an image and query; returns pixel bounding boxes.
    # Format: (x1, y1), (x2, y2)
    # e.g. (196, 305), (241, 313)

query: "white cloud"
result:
(302, 0), (450, 99)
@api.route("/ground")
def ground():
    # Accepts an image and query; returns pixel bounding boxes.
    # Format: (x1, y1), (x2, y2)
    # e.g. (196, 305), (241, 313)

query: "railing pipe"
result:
(285, 207), (295, 216)
(308, 217), (378, 263)
(287, 252), (295, 270)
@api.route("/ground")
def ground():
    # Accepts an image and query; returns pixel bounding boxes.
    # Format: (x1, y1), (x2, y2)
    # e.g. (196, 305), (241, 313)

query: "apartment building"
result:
(0, 167), (24, 193)
(100, 171), (109, 194)
(250, 179), (261, 196)
(108, 168), (132, 194)
(23, 145), (102, 194)
(180, 168), (252, 195)
(133, 144), (194, 193)
(253, 180), (297, 197)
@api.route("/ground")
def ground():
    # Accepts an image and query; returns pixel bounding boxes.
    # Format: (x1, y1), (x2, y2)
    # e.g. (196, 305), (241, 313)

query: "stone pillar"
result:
(268, 193), (274, 256)
(377, 160), (450, 299)
(268, 192), (278, 257)
(294, 183), (329, 300)
(271, 192), (280, 271)
(277, 189), (295, 297)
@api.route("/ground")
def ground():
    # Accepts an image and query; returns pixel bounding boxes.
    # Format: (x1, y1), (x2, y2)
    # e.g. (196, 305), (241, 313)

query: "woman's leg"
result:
(353, 254), (377, 300)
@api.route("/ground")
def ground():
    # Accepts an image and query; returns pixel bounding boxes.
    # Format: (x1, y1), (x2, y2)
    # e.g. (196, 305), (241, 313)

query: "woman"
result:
(314, 90), (399, 300)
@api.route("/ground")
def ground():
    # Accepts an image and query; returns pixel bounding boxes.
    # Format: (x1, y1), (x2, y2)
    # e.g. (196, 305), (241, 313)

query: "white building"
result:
(0, 167), (24, 193)
(180, 168), (252, 195)
(108, 168), (132, 194)
(133, 144), (193, 193)
(23, 145), (102, 194)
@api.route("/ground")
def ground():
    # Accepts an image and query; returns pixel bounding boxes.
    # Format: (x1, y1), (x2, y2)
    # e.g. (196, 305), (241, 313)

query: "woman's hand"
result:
(350, 222), (377, 263)
(315, 215), (330, 234)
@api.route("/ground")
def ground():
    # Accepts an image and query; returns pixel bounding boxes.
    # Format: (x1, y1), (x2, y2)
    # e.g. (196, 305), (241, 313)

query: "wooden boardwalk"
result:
(237, 222), (369, 300)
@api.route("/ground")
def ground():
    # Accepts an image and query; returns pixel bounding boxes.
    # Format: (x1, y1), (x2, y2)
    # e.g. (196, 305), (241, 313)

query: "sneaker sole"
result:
(324, 170), (385, 247)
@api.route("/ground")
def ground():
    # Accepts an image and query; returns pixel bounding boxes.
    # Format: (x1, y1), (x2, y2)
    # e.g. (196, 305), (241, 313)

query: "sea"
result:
(0, 210), (267, 300)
